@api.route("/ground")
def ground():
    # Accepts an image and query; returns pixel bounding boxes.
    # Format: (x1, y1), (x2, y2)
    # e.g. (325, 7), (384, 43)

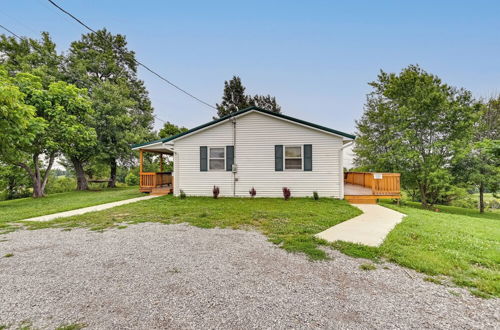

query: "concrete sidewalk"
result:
(19, 195), (160, 222)
(315, 204), (406, 247)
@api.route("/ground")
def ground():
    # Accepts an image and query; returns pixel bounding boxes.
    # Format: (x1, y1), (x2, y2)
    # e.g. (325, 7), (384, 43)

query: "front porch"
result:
(344, 172), (401, 204)
(138, 148), (173, 195)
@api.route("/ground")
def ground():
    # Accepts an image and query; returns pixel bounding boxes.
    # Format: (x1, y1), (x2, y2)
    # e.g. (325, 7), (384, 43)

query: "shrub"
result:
(180, 190), (186, 199)
(313, 191), (319, 200)
(282, 187), (291, 200)
(249, 187), (256, 197)
(45, 176), (76, 194)
(125, 172), (140, 186)
(212, 186), (220, 199)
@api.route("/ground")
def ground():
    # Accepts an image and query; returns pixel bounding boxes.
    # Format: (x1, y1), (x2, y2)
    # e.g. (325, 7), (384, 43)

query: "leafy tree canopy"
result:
(354, 65), (480, 207)
(159, 122), (188, 139)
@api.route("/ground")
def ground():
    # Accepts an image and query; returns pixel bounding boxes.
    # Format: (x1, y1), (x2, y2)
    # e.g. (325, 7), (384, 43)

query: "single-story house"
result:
(132, 106), (400, 202)
(133, 106), (355, 198)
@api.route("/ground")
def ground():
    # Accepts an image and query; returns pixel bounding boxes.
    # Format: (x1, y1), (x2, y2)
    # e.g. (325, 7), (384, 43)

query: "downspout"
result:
(232, 115), (237, 197)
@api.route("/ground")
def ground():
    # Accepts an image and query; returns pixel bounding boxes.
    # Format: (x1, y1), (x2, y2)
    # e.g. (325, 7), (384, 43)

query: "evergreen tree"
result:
(215, 76), (281, 118)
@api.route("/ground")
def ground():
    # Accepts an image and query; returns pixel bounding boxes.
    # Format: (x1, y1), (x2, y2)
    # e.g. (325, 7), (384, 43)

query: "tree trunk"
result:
(479, 182), (485, 213)
(71, 157), (89, 190)
(108, 158), (117, 188)
(419, 183), (429, 209)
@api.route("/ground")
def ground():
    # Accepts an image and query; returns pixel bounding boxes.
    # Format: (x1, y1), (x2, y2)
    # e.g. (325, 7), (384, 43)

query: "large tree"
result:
(0, 68), (95, 197)
(454, 97), (500, 212)
(65, 29), (154, 188)
(215, 76), (281, 117)
(354, 65), (479, 208)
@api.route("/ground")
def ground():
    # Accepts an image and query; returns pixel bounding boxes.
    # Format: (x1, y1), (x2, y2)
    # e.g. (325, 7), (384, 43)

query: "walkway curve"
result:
(315, 204), (405, 247)
(19, 195), (160, 222)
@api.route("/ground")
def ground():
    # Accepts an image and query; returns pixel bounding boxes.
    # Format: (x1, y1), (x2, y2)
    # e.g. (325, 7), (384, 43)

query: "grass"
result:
(359, 263), (376, 271)
(0, 187), (143, 223)
(334, 200), (500, 298)
(17, 196), (361, 260)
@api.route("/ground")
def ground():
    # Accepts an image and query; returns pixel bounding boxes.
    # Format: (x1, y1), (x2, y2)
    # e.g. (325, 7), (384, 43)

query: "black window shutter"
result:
(200, 146), (208, 171)
(304, 144), (312, 171)
(275, 145), (283, 171)
(226, 145), (234, 171)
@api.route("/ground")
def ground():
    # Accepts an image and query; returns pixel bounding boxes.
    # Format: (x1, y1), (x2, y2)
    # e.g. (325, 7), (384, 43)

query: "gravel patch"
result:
(0, 223), (498, 329)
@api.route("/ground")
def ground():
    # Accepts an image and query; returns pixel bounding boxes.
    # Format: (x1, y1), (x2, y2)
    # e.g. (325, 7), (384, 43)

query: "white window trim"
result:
(284, 145), (303, 171)
(209, 146), (225, 171)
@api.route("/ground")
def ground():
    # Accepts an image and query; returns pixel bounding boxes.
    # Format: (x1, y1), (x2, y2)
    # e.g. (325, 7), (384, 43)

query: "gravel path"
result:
(0, 223), (498, 329)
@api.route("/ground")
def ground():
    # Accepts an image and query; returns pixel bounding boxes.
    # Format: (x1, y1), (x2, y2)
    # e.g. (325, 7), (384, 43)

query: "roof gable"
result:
(132, 106), (355, 149)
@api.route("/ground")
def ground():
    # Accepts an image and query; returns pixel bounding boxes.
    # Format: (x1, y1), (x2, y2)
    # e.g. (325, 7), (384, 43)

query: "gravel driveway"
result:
(0, 223), (498, 329)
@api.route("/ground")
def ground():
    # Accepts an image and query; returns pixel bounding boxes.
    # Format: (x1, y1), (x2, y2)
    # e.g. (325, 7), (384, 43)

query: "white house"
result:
(132, 106), (355, 198)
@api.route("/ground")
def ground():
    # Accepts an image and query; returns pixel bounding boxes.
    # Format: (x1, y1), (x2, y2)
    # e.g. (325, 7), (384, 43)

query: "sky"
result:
(1, 0), (500, 136)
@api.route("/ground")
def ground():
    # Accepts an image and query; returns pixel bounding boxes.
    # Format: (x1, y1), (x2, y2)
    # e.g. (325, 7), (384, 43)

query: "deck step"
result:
(150, 187), (172, 196)
(344, 195), (378, 204)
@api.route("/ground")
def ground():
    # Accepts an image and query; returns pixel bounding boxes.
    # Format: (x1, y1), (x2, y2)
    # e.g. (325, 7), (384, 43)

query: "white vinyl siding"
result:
(173, 110), (344, 197)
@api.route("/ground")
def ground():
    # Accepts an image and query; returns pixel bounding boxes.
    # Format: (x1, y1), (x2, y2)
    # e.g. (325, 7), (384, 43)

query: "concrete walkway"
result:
(19, 195), (160, 222)
(315, 204), (406, 247)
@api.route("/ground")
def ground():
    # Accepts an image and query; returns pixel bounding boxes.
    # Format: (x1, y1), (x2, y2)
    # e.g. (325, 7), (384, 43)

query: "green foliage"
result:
(159, 121), (188, 139)
(0, 164), (31, 200)
(215, 76), (281, 117)
(65, 29), (154, 187)
(179, 190), (186, 199)
(354, 65), (480, 207)
(125, 172), (139, 186)
(313, 191), (319, 200)
(45, 176), (76, 194)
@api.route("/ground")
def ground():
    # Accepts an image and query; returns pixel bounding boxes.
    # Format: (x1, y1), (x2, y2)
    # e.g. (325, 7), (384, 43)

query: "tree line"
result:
(354, 65), (499, 212)
(0, 30), (281, 198)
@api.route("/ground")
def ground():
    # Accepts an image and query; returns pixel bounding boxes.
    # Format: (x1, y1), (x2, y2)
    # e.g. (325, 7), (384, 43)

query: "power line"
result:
(0, 23), (22, 39)
(46, 0), (217, 111)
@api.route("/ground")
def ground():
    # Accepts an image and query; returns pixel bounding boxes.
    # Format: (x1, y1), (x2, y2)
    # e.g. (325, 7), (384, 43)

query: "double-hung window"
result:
(209, 147), (225, 170)
(284, 146), (302, 170)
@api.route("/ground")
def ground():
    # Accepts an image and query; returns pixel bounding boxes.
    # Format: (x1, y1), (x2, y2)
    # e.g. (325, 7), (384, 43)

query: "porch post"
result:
(139, 149), (143, 173)
(160, 153), (163, 172)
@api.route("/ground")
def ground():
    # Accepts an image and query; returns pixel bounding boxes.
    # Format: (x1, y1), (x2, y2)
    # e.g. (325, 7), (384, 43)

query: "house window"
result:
(209, 147), (225, 170)
(284, 146), (302, 170)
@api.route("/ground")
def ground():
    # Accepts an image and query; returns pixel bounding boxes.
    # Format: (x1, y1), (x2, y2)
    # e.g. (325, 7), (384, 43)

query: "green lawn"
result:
(18, 196), (361, 260)
(333, 201), (500, 298)
(0, 187), (143, 223)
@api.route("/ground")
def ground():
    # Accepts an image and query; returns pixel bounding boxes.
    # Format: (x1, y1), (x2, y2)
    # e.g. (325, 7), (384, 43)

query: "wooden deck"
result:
(344, 172), (401, 204)
(138, 149), (173, 196)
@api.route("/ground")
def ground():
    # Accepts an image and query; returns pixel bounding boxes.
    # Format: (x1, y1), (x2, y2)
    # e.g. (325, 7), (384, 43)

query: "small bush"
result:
(282, 187), (291, 200)
(313, 191), (319, 200)
(249, 187), (256, 197)
(212, 186), (220, 199)
(180, 190), (186, 199)
(125, 172), (140, 186)
(45, 176), (76, 194)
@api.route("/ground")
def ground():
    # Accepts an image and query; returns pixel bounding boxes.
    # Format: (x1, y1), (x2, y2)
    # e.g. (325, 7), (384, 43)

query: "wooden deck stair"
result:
(150, 186), (172, 196)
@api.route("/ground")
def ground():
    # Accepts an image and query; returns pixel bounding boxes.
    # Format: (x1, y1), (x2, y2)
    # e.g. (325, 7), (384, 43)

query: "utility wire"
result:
(47, 0), (217, 111)
(0, 23), (22, 39)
